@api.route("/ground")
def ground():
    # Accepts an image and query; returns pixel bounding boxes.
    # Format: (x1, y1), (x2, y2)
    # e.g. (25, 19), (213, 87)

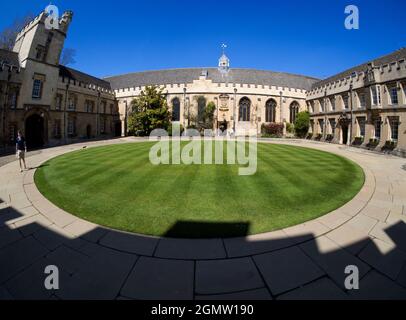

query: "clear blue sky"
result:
(0, 0), (405, 79)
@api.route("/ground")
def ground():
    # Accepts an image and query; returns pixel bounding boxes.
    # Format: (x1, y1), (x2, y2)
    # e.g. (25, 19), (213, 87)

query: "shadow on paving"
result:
(164, 221), (250, 238)
(0, 205), (406, 300)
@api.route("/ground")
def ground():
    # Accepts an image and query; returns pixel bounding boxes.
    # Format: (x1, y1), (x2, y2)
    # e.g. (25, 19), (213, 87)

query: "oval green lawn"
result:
(34, 142), (364, 238)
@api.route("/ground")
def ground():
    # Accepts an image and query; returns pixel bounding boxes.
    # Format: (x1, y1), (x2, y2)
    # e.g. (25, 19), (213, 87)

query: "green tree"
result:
(202, 101), (216, 129)
(294, 111), (310, 138)
(128, 86), (171, 136)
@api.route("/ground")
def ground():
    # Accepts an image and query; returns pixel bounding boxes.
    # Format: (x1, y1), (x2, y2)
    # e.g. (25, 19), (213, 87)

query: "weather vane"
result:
(221, 43), (227, 55)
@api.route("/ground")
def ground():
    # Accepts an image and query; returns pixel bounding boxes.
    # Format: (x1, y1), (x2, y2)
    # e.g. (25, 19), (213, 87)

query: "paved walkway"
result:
(1, 138), (406, 300)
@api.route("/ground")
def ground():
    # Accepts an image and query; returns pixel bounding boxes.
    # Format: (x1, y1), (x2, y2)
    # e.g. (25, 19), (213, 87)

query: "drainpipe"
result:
(96, 90), (101, 136)
(323, 90), (327, 140)
(124, 100), (128, 137)
(63, 81), (70, 145)
(233, 88), (237, 133)
(183, 87), (186, 129)
(349, 83), (354, 145)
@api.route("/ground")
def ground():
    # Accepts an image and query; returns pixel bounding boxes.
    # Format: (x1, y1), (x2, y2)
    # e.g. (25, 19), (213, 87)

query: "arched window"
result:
(172, 98), (180, 121)
(197, 97), (206, 122)
(265, 99), (277, 123)
(239, 97), (251, 122)
(289, 101), (299, 124)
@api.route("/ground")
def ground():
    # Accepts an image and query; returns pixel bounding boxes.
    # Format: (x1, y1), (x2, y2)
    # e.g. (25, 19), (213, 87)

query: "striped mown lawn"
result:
(34, 142), (364, 238)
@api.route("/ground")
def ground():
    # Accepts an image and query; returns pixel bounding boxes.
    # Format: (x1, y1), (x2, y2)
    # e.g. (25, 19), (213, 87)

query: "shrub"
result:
(306, 133), (313, 140)
(286, 123), (295, 134)
(382, 140), (397, 151)
(261, 123), (284, 137)
(352, 136), (364, 146)
(294, 111), (310, 138)
(367, 138), (379, 149)
(315, 133), (322, 141)
(167, 124), (184, 136)
(326, 134), (334, 142)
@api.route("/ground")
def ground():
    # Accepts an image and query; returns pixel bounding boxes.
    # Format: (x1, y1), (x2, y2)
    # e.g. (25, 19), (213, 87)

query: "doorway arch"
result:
(86, 124), (92, 139)
(25, 114), (46, 149)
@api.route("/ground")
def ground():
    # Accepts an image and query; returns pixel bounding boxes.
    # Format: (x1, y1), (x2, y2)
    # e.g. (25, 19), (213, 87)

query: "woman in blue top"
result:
(16, 131), (28, 172)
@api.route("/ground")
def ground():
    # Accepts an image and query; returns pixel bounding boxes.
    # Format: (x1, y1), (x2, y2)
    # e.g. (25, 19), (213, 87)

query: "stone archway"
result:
(25, 114), (45, 149)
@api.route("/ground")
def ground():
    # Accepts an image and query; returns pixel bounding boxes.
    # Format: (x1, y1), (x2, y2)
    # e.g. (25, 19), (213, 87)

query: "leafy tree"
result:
(294, 111), (310, 138)
(0, 14), (35, 50)
(128, 86), (171, 136)
(201, 101), (216, 129)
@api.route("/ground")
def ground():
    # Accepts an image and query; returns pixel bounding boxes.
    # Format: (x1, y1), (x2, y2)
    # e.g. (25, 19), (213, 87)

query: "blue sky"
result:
(0, 0), (405, 79)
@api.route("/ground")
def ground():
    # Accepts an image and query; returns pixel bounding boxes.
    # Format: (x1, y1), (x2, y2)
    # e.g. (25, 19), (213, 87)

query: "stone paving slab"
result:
(195, 258), (264, 295)
(32, 224), (86, 251)
(63, 220), (107, 243)
(121, 257), (194, 300)
(349, 271), (406, 300)
(347, 214), (379, 233)
(253, 246), (325, 295)
(358, 238), (406, 280)
(99, 230), (159, 256)
(277, 278), (349, 300)
(363, 204), (390, 222)
(316, 210), (352, 230)
(282, 220), (330, 243)
(46, 245), (91, 275)
(370, 220), (406, 252)
(5, 257), (71, 300)
(223, 230), (296, 258)
(326, 224), (373, 255)
(0, 226), (22, 250)
(300, 236), (370, 289)
(56, 243), (137, 300)
(154, 238), (226, 260)
(0, 237), (49, 284)
(10, 214), (53, 237)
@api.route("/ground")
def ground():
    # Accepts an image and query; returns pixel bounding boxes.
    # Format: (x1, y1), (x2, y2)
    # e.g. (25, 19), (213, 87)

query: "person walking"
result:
(16, 131), (28, 172)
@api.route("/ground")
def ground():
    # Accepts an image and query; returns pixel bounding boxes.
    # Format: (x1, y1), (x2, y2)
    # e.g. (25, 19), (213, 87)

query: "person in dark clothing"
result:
(16, 131), (28, 172)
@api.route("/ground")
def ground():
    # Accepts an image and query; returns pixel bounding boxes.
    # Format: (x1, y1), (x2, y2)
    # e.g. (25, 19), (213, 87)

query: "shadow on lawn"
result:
(1, 205), (406, 300)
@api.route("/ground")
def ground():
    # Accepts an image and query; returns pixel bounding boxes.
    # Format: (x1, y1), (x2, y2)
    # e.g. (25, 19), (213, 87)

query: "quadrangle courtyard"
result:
(1, 137), (406, 300)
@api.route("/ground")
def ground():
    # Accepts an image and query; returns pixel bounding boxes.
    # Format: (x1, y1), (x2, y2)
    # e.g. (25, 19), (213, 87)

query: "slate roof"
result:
(0, 49), (20, 66)
(59, 65), (112, 90)
(105, 68), (319, 91)
(312, 47), (406, 89)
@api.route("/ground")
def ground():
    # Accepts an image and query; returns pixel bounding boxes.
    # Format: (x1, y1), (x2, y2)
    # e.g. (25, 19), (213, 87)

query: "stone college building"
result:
(0, 10), (405, 156)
